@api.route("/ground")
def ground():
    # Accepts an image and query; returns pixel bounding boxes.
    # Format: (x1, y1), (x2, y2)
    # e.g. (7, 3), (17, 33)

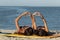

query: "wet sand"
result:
(0, 29), (60, 40)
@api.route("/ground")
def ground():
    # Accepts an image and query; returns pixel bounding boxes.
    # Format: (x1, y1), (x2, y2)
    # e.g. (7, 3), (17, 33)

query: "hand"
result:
(21, 12), (31, 16)
(33, 12), (44, 19)
(33, 12), (41, 16)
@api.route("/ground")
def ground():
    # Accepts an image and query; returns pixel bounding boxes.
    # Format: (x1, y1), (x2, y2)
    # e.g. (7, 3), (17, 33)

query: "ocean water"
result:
(0, 6), (60, 30)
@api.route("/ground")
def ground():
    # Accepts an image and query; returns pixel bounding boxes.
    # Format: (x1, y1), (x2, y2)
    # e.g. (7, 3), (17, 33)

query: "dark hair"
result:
(34, 29), (48, 36)
(24, 27), (33, 36)
(19, 26), (23, 29)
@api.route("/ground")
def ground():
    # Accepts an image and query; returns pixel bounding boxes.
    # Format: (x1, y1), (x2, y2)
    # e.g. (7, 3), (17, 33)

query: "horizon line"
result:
(0, 6), (60, 7)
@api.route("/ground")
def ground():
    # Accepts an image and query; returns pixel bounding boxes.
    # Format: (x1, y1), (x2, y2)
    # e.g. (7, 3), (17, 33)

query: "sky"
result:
(0, 0), (60, 6)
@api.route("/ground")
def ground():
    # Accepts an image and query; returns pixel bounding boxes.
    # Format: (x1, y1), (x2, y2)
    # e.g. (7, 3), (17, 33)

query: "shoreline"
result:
(0, 29), (60, 40)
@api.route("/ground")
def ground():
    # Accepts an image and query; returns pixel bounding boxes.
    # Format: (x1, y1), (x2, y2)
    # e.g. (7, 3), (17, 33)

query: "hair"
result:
(34, 29), (48, 36)
(24, 27), (33, 36)
(19, 26), (23, 29)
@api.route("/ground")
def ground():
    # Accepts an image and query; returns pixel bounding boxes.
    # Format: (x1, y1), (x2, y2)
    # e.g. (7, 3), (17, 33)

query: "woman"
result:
(32, 12), (49, 36)
(15, 12), (34, 36)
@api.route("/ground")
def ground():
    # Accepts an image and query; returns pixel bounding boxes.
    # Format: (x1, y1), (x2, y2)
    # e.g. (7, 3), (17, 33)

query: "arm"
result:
(15, 12), (30, 31)
(30, 14), (37, 30)
(33, 12), (49, 32)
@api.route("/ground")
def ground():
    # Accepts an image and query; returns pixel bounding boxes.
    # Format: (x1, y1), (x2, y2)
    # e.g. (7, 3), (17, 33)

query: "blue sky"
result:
(0, 0), (60, 6)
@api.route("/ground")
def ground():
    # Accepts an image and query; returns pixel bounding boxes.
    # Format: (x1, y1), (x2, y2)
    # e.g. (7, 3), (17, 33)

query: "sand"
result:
(0, 29), (60, 40)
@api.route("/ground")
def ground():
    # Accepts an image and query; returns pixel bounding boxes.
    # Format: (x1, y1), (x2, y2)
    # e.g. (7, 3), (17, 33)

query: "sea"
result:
(0, 6), (60, 30)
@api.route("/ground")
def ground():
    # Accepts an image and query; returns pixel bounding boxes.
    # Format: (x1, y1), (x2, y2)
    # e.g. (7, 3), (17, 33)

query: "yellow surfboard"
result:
(0, 33), (60, 38)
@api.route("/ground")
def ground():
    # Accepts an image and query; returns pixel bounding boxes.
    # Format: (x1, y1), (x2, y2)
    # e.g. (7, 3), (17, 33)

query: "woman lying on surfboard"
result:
(32, 12), (55, 36)
(32, 12), (49, 36)
(15, 12), (34, 35)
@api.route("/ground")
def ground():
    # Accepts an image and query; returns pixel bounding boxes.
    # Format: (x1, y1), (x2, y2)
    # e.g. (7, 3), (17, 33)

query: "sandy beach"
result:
(0, 29), (60, 40)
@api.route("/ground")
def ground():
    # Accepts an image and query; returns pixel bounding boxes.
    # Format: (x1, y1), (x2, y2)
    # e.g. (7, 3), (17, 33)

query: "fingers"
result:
(33, 12), (44, 19)
(33, 12), (41, 16)
(21, 12), (31, 16)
